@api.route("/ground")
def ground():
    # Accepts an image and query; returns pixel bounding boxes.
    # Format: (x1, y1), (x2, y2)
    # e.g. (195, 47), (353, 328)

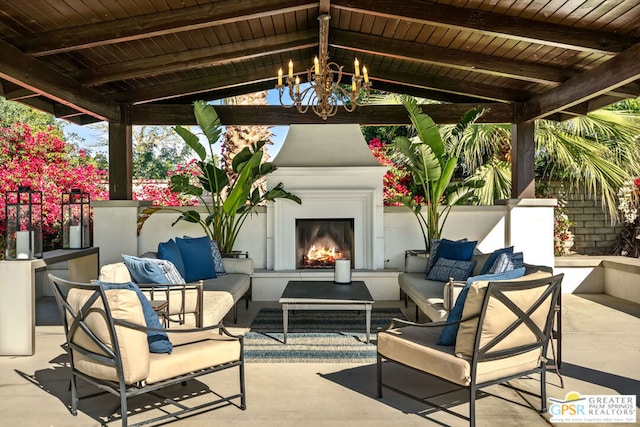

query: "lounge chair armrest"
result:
(386, 314), (479, 330)
(113, 318), (242, 339)
(444, 279), (466, 311)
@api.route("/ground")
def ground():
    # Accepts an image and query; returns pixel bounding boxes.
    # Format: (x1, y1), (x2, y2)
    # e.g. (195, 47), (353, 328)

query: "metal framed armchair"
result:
(377, 274), (563, 426)
(49, 274), (245, 427)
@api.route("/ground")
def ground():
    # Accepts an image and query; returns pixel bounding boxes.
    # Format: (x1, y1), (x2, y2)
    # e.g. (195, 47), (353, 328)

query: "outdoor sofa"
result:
(400, 248), (553, 322)
(99, 252), (253, 326)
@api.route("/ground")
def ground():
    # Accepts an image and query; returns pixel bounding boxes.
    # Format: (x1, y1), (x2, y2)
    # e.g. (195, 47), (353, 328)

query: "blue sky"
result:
(63, 88), (291, 158)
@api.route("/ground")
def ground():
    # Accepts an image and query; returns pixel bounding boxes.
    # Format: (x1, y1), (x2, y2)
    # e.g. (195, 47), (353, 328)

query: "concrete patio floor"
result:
(0, 293), (638, 427)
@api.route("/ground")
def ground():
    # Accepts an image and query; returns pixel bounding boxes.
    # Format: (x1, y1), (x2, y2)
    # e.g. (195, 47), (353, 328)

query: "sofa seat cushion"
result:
(399, 273), (447, 320)
(201, 291), (235, 326)
(202, 273), (250, 302)
(146, 328), (241, 384)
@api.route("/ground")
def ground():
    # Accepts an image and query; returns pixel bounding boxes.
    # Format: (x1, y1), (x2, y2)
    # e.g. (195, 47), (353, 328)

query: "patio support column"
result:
(108, 103), (133, 200)
(511, 121), (536, 198)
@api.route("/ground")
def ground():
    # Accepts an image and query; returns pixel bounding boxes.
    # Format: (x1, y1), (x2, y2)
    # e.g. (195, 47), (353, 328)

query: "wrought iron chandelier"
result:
(276, 14), (371, 120)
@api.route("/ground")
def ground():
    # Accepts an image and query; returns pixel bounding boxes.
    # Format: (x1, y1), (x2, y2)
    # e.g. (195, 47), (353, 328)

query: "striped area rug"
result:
(244, 307), (405, 363)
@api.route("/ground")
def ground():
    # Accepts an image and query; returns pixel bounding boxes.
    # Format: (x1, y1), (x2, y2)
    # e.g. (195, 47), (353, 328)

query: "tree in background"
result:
(222, 92), (273, 192)
(0, 123), (108, 255)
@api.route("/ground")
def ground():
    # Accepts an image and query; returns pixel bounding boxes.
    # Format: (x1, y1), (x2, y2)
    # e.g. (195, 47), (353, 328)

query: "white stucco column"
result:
(500, 198), (557, 268)
(92, 200), (152, 266)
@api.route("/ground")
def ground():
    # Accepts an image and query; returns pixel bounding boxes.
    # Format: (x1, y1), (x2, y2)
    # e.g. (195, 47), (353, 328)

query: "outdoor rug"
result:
(244, 307), (405, 363)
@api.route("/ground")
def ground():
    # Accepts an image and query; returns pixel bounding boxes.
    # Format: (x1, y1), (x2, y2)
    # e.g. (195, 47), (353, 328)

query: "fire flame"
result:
(305, 245), (343, 264)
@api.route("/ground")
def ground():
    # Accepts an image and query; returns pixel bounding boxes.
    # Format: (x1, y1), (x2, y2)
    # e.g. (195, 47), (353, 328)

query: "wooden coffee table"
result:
(279, 280), (374, 344)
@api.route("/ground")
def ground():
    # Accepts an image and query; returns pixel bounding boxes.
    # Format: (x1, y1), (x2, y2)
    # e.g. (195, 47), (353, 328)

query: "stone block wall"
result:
(549, 182), (622, 255)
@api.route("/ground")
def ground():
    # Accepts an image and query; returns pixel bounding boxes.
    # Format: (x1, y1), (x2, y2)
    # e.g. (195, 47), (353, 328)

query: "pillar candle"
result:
(334, 259), (351, 284)
(15, 231), (32, 259)
(69, 225), (81, 249)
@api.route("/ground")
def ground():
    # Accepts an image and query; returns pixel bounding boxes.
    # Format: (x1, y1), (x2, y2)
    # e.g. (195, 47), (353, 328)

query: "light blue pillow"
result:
(480, 246), (514, 275)
(158, 239), (186, 279)
(95, 280), (173, 354)
(122, 254), (169, 284)
(437, 267), (526, 346)
(426, 258), (476, 282)
(175, 236), (217, 282)
(488, 252), (524, 274)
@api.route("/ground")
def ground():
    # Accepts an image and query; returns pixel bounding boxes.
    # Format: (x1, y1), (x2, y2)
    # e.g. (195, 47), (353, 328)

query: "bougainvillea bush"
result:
(368, 137), (417, 206)
(0, 123), (108, 254)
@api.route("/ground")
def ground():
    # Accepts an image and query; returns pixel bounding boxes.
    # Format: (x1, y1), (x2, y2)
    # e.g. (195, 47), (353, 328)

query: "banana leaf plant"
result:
(138, 101), (301, 253)
(390, 96), (486, 252)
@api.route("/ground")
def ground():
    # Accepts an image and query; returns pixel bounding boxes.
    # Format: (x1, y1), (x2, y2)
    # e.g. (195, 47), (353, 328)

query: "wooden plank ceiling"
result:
(0, 0), (639, 125)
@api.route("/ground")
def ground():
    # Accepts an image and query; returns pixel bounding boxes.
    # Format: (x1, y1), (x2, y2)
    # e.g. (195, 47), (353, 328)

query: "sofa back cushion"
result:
(67, 288), (150, 384)
(99, 262), (132, 283)
(454, 270), (553, 358)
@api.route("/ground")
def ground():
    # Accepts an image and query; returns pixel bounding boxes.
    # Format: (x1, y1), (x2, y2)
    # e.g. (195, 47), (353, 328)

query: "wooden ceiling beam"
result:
(130, 103), (518, 126)
(372, 81), (488, 104)
(74, 31), (317, 86)
(332, 0), (637, 55)
(0, 38), (119, 121)
(525, 42), (640, 121)
(12, 0), (317, 56)
(112, 63), (284, 104)
(332, 30), (571, 85)
(370, 64), (529, 103)
(157, 81), (279, 105)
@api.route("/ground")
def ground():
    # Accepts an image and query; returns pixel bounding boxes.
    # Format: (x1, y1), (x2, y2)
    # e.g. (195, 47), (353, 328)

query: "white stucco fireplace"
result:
(266, 124), (386, 271)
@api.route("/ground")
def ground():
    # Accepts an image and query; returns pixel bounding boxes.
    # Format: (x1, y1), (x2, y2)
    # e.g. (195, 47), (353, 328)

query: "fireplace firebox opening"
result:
(296, 218), (354, 269)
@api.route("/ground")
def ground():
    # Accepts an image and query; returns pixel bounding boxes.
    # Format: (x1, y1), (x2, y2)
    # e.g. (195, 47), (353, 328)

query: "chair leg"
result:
(70, 374), (78, 416)
(239, 362), (247, 410)
(469, 384), (476, 427)
(540, 368), (548, 413)
(120, 384), (128, 427)
(376, 353), (383, 398)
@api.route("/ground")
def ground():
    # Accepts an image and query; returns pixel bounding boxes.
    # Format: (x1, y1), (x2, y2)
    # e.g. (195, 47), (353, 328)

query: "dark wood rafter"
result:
(10, 0), (318, 56)
(331, 30), (640, 99)
(73, 31), (318, 86)
(0, 38), (120, 121)
(332, 0), (639, 55)
(525, 42), (640, 120)
(130, 103), (518, 126)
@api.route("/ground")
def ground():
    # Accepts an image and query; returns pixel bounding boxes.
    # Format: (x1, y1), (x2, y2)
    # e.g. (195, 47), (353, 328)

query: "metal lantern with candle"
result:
(334, 259), (352, 284)
(4, 186), (43, 260)
(62, 189), (91, 249)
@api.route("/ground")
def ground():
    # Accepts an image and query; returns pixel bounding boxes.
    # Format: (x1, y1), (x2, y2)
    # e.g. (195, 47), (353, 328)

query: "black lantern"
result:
(4, 186), (43, 259)
(62, 189), (91, 249)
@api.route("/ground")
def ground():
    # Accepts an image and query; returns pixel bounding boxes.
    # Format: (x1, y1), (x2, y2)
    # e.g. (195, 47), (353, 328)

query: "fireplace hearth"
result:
(296, 218), (353, 269)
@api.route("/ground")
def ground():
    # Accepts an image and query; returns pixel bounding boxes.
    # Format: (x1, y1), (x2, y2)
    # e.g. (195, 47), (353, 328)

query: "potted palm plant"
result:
(391, 96), (485, 251)
(139, 101), (301, 253)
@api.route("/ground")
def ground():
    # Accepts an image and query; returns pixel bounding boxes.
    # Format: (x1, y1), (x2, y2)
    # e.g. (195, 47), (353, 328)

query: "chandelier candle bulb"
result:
(363, 66), (369, 83)
(352, 79), (356, 92)
(278, 68), (283, 86)
(314, 56), (320, 74)
(354, 58), (360, 76)
(288, 60), (293, 79)
(295, 76), (300, 94)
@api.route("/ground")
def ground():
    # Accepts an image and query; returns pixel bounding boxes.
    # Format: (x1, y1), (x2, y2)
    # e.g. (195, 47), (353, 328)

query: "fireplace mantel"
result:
(266, 125), (386, 271)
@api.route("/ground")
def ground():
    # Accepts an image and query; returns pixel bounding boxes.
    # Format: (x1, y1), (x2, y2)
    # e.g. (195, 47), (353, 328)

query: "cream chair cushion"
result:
(67, 288), (150, 384)
(455, 270), (553, 358)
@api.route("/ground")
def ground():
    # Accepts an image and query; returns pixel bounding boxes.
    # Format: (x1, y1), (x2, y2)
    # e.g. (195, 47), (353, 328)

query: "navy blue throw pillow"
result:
(158, 239), (186, 279)
(426, 258), (477, 282)
(437, 267), (526, 346)
(95, 280), (172, 354)
(175, 236), (217, 282)
(432, 238), (477, 266)
(480, 246), (514, 275)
